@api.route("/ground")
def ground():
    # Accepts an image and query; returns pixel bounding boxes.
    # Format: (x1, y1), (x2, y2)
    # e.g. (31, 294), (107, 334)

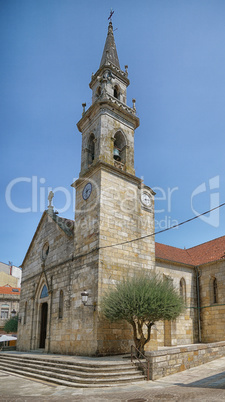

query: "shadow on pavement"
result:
(175, 371), (225, 389)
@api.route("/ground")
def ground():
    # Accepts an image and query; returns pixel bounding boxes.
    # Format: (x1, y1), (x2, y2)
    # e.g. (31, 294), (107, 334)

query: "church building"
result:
(17, 22), (225, 355)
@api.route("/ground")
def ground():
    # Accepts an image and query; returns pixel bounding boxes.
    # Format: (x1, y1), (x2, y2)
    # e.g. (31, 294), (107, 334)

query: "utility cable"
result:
(99, 202), (225, 250)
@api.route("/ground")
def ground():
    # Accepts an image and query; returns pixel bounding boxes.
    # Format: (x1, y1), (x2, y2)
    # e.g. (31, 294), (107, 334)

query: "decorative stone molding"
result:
(114, 160), (125, 170)
(97, 92), (136, 115)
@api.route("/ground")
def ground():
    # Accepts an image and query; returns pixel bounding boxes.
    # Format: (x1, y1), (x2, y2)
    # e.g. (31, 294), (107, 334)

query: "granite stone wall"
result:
(199, 260), (225, 343)
(155, 259), (198, 348)
(148, 341), (225, 380)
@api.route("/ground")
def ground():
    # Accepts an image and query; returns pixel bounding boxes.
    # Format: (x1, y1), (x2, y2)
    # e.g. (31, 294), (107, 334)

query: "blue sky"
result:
(1, 0), (225, 267)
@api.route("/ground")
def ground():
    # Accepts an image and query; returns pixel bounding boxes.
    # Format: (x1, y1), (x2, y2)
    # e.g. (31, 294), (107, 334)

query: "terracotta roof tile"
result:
(156, 235), (225, 266)
(188, 235), (225, 265)
(0, 286), (21, 295)
(155, 243), (193, 265)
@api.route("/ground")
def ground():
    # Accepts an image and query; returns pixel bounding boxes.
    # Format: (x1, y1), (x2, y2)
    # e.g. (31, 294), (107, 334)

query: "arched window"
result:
(113, 85), (120, 99)
(113, 131), (126, 166)
(96, 86), (101, 98)
(180, 278), (186, 303)
(24, 301), (27, 325)
(213, 278), (218, 304)
(42, 242), (49, 261)
(40, 285), (48, 299)
(88, 134), (95, 165)
(59, 290), (63, 319)
(210, 277), (218, 304)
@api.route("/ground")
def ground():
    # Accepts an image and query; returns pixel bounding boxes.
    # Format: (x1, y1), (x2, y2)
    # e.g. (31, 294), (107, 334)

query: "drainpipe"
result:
(48, 275), (53, 353)
(195, 267), (201, 343)
(30, 283), (35, 350)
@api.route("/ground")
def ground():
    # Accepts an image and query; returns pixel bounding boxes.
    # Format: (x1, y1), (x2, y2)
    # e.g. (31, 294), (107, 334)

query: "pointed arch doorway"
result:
(38, 284), (49, 349)
(40, 302), (48, 348)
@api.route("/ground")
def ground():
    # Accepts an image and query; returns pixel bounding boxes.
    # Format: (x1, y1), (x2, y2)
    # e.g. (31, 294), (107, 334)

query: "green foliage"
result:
(100, 273), (185, 353)
(101, 273), (184, 323)
(4, 316), (18, 333)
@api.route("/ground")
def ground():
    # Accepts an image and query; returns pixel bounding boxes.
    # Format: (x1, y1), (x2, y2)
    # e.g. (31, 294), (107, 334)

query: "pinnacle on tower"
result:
(100, 21), (120, 69)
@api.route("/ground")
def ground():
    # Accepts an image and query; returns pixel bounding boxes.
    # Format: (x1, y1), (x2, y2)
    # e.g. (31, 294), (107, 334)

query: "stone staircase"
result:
(0, 353), (146, 387)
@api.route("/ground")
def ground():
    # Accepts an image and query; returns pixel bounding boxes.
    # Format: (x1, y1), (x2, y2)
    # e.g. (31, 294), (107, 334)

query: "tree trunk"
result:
(135, 339), (145, 357)
(131, 320), (154, 358)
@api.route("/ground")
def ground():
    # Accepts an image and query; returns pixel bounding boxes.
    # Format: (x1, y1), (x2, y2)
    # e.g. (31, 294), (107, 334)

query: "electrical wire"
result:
(99, 202), (225, 250)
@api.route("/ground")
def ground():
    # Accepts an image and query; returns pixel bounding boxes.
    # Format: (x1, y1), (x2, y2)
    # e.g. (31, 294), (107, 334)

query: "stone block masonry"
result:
(147, 341), (225, 380)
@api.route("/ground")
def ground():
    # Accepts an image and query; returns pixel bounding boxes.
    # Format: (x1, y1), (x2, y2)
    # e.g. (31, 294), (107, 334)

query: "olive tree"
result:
(100, 273), (185, 355)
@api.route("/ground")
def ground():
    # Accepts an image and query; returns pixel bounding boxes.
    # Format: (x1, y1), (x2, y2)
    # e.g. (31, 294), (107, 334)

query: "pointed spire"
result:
(100, 22), (120, 69)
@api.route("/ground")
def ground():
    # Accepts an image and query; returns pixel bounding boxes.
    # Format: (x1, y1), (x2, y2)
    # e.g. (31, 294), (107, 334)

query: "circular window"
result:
(42, 242), (49, 260)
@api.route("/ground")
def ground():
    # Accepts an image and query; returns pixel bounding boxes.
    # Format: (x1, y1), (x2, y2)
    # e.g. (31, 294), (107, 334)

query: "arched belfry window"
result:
(113, 131), (126, 167)
(40, 285), (48, 299)
(180, 278), (186, 303)
(114, 85), (120, 100)
(96, 86), (101, 98)
(88, 134), (95, 166)
(59, 290), (63, 319)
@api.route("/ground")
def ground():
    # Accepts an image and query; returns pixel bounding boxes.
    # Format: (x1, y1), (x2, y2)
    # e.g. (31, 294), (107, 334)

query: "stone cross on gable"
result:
(48, 191), (54, 207)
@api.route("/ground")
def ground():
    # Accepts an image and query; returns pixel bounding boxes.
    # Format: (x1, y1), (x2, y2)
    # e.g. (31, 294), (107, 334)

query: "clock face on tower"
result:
(82, 183), (92, 200)
(141, 192), (151, 208)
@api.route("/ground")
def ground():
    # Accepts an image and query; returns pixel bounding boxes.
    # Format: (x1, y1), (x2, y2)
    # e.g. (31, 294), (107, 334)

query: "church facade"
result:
(17, 22), (225, 355)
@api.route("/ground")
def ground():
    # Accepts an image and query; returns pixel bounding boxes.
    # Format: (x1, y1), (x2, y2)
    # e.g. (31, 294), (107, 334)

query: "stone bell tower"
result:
(78, 21), (138, 177)
(72, 21), (155, 356)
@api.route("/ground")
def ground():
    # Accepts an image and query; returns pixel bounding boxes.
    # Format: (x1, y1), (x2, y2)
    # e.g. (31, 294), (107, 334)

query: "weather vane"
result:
(108, 9), (114, 22)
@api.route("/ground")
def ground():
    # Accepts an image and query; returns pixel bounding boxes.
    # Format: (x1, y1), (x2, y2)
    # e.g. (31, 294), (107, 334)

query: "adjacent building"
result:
(0, 262), (21, 332)
(0, 286), (21, 331)
(0, 262), (22, 288)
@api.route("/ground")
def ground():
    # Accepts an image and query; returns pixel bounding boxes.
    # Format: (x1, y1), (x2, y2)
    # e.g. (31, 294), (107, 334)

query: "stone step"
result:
(0, 353), (146, 387)
(0, 354), (136, 372)
(0, 358), (141, 379)
(0, 362), (145, 388)
(0, 353), (134, 368)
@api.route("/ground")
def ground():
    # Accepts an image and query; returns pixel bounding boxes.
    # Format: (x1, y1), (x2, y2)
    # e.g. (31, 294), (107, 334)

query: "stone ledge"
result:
(145, 341), (225, 380)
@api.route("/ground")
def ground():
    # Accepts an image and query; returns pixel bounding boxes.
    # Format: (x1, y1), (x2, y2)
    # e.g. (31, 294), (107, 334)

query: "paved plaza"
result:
(1, 356), (225, 401)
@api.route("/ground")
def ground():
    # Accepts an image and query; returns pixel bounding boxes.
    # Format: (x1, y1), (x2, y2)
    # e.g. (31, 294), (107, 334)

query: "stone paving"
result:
(0, 355), (225, 401)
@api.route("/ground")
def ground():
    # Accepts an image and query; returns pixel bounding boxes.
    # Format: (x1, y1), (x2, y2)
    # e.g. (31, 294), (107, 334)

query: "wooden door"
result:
(39, 302), (48, 348)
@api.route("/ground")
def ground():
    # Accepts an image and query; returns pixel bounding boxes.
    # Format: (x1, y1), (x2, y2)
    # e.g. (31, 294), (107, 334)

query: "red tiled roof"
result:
(155, 243), (193, 265)
(188, 235), (225, 265)
(0, 286), (21, 295)
(156, 235), (225, 266)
